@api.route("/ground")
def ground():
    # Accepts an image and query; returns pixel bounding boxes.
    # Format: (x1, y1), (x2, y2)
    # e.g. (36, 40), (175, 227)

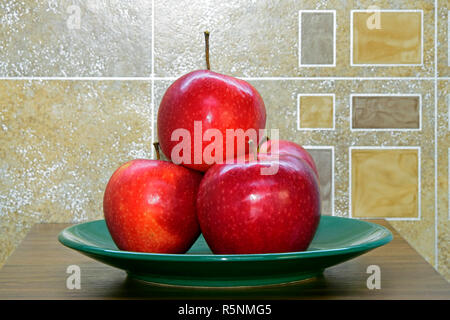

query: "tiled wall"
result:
(0, 0), (448, 280)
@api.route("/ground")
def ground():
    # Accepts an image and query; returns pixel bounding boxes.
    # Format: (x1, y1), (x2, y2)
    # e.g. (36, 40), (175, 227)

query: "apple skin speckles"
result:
(103, 159), (203, 254)
(196, 154), (321, 254)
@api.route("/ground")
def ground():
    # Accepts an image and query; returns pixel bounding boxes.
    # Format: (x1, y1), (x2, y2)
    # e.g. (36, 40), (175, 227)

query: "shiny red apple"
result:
(103, 158), (203, 253)
(157, 33), (266, 172)
(259, 139), (319, 178)
(196, 153), (321, 254)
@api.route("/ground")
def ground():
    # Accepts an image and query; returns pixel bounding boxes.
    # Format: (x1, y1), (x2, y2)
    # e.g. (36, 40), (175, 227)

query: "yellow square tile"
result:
(298, 95), (334, 129)
(352, 11), (422, 65)
(351, 148), (419, 218)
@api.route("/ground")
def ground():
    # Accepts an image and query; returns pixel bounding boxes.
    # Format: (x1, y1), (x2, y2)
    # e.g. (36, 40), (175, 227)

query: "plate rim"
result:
(58, 216), (393, 262)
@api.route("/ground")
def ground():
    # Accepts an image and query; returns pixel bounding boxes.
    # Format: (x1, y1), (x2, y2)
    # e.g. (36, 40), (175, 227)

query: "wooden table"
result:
(0, 220), (448, 300)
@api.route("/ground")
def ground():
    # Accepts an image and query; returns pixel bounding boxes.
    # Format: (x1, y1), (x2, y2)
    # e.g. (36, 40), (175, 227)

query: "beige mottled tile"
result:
(155, 0), (435, 78)
(352, 95), (421, 129)
(0, 0), (152, 76)
(351, 148), (419, 218)
(437, 220), (449, 279)
(437, 80), (449, 279)
(299, 95), (334, 129)
(153, 80), (174, 150)
(352, 11), (422, 65)
(0, 80), (152, 268)
(389, 219), (435, 266)
(154, 0), (297, 78)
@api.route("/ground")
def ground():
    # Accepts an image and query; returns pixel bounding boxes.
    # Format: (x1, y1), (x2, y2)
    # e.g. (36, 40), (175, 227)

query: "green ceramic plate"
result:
(58, 216), (392, 287)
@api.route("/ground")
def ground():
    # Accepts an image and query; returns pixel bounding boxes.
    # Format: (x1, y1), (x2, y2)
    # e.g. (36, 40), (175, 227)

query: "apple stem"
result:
(153, 142), (161, 160)
(204, 31), (211, 70)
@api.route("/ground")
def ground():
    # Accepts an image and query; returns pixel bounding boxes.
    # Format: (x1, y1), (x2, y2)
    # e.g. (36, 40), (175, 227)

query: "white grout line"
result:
(0, 76), (447, 81)
(151, 0), (155, 77)
(0, 77), (153, 81)
(150, 0), (155, 159)
(222, 76), (436, 81)
(303, 146), (335, 217)
(350, 8), (354, 67)
(153, 77), (178, 81)
(297, 94), (335, 131)
(349, 146), (421, 221)
(151, 80), (155, 159)
(434, 0), (439, 268)
(350, 10), (424, 67)
(349, 93), (422, 132)
(298, 10), (336, 68)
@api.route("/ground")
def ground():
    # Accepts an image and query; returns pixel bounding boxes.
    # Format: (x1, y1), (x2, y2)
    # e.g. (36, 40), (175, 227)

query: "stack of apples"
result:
(103, 33), (321, 255)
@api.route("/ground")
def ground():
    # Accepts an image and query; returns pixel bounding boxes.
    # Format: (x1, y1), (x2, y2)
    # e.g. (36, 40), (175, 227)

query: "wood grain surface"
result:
(0, 220), (448, 300)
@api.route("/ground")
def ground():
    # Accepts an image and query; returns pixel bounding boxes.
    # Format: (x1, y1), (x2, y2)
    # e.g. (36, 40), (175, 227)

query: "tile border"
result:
(304, 146), (335, 217)
(434, 0), (439, 266)
(349, 146), (421, 221)
(350, 9), (424, 67)
(349, 93), (422, 131)
(1, 76), (449, 81)
(297, 93), (336, 131)
(298, 10), (336, 68)
(151, 0), (155, 158)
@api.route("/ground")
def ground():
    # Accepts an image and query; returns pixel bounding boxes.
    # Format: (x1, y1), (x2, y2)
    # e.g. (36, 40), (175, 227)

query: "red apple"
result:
(103, 158), (203, 253)
(259, 139), (319, 178)
(157, 33), (266, 172)
(196, 153), (321, 254)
